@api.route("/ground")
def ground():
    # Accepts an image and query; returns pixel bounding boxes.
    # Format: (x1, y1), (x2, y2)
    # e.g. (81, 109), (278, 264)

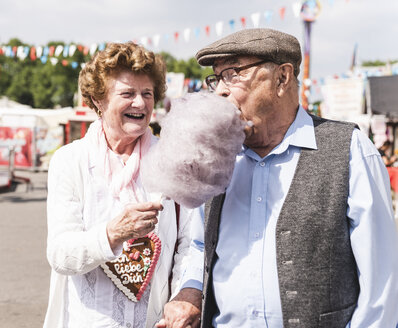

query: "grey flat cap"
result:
(196, 28), (302, 77)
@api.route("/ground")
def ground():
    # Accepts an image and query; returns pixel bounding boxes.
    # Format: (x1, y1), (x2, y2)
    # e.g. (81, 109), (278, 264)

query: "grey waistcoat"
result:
(201, 115), (360, 328)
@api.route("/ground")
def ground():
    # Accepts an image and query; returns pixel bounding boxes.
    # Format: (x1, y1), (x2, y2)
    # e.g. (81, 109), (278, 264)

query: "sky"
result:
(1, 0), (397, 92)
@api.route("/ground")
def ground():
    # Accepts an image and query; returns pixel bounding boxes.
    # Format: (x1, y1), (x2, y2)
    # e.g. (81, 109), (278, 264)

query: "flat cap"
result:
(196, 28), (302, 77)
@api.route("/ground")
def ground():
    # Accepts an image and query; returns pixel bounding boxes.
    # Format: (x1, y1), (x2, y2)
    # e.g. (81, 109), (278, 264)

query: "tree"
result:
(0, 41), (213, 109)
(5, 62), (35, 106)
(31, 63), (56, 108)
(362, 59), (398, 67)
(0, 56), (16, 95)
(49, 63), (79, 108)
(159, 51), (213, 80)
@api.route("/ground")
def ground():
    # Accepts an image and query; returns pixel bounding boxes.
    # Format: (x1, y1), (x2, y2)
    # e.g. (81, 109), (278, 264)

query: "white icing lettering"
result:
(114, 254), (129, 263)
(114, 262), (144, 275)
(121, 272), (143, 285)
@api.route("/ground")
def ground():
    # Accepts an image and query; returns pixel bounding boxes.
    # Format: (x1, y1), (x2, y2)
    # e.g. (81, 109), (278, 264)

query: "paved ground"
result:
(0, 170), (50, 328)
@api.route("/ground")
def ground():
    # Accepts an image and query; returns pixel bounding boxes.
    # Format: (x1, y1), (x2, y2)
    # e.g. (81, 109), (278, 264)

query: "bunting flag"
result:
(153, 34), (160, 47)
(292, 2), (302, 17)
(30, 47), (36, 61)
(49, 58), (58, 65)
(264, 10), (273, 23)
(54, 45), (63, 57)
(229, 19), (235, 31)
(69, 44), (77, 57)
(89, 44), (97, 56)
(36, 46), (43, 58)
(251, 12), (261, 28)
(140, 37), (148, 47)
(0, 0), (354, 71)
(215, 21), (224, 37)
(240, 17), (246, 28)
(183, 28), (191, 42)
(62, 45), (69, 58)
(205, 25), (211, 37)
(279, 7), (286, 20)
(194, 27), (200, 38)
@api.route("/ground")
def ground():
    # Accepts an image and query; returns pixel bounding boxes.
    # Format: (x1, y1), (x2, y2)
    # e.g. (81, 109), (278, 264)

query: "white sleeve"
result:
(169, 204), (203, 297)
(46, 147), (118, 276)
(178, 204), (204, 291)
(347, 129), (398, 327)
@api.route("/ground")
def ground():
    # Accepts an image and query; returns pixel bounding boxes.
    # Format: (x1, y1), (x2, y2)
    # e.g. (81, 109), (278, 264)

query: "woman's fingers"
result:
(131, 201), (163, 212)
(107, 202), (163, 249)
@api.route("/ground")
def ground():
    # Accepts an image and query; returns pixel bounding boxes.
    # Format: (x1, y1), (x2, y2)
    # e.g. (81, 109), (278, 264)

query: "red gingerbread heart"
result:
(101, 232), (161, 302)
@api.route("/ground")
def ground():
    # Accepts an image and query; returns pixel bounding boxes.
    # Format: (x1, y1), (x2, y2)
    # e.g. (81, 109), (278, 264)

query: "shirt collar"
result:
(241, 105), (317, 160)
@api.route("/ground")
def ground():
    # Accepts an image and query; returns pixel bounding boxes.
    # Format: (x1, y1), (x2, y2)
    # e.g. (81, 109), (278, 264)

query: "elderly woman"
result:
(43, 42), (198, 328)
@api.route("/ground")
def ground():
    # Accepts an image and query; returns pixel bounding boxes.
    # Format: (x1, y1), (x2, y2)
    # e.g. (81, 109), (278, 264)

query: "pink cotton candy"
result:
(141, 92), (246, 208)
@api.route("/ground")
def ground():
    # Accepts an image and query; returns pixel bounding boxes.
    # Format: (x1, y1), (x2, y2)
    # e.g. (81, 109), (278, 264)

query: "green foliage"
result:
(0, 41), (212, 109)
(5, 61), (35, 106)
(0, 39), (83, 108)
(0, 56), (16, 94)
(49, 63), (80, 107)
(159, 51), (213, 80)
(362, 59), (398, 67)
(7, 38), (27, 47)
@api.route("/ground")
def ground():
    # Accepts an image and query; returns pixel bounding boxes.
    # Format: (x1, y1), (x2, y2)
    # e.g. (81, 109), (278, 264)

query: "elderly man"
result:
(158, 28), (398, 328)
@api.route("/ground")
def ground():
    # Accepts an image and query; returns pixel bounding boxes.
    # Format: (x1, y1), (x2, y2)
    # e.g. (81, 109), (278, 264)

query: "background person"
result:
(378, 140), (397, 167)
(44, 42), (198, 328)
(160, 28), (398, 328)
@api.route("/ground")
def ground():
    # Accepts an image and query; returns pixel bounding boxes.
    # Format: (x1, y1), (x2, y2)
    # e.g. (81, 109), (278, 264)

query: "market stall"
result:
(0, 106), (72, 170)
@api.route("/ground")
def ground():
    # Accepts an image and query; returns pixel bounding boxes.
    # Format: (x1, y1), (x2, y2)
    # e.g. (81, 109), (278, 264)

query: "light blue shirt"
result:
(181, 107), (398, 327)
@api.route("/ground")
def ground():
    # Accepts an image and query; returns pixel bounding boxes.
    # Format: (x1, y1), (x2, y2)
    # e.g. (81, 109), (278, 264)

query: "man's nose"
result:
(215, 80), (231, 97)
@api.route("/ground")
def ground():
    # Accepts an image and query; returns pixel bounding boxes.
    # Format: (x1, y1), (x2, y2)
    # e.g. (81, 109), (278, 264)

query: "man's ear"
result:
(276, 63), (294, 97)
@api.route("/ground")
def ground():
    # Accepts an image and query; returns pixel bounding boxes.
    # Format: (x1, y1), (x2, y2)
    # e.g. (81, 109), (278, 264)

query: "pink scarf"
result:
(86, 119), (152, 204)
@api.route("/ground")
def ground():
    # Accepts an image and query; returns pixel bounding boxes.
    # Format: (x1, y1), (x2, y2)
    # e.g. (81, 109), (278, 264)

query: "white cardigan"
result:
(43, 135), (196, 328)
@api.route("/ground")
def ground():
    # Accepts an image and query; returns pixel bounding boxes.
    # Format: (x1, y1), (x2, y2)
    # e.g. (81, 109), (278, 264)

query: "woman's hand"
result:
(106, 201), (163, 251)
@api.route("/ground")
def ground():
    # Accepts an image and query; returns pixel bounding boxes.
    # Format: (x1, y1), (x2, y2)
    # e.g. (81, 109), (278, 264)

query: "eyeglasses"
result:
(205, 60), (269, 91)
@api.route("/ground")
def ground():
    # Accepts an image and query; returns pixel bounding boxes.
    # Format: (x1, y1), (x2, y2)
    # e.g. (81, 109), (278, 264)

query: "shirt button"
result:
(256, 196), (262, 202)
(126, 323), (131, 328)
(259, 162), (265, 167)
(254, 232), (259, 238)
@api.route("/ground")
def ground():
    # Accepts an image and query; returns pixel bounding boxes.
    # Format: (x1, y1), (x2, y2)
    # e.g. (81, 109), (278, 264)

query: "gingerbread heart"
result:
(101, 232), (161, 302)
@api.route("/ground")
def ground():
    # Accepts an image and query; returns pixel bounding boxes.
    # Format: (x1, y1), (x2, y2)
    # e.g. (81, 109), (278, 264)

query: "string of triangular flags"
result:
(0, 0), (351, 79)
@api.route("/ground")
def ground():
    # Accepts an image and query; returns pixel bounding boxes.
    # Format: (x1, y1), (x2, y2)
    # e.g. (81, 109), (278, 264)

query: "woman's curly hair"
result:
(79, 42), (167, 113)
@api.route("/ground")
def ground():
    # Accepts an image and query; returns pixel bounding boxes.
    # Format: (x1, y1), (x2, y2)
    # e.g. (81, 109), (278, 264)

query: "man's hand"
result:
(156, 288), (202, 328)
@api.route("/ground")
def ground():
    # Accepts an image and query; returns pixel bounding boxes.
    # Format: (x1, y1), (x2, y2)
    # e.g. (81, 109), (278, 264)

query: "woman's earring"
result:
(97, 109), (102, 118)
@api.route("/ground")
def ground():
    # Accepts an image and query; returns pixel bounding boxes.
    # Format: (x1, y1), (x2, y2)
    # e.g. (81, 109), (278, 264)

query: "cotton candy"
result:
(141, 92), (246, 208)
